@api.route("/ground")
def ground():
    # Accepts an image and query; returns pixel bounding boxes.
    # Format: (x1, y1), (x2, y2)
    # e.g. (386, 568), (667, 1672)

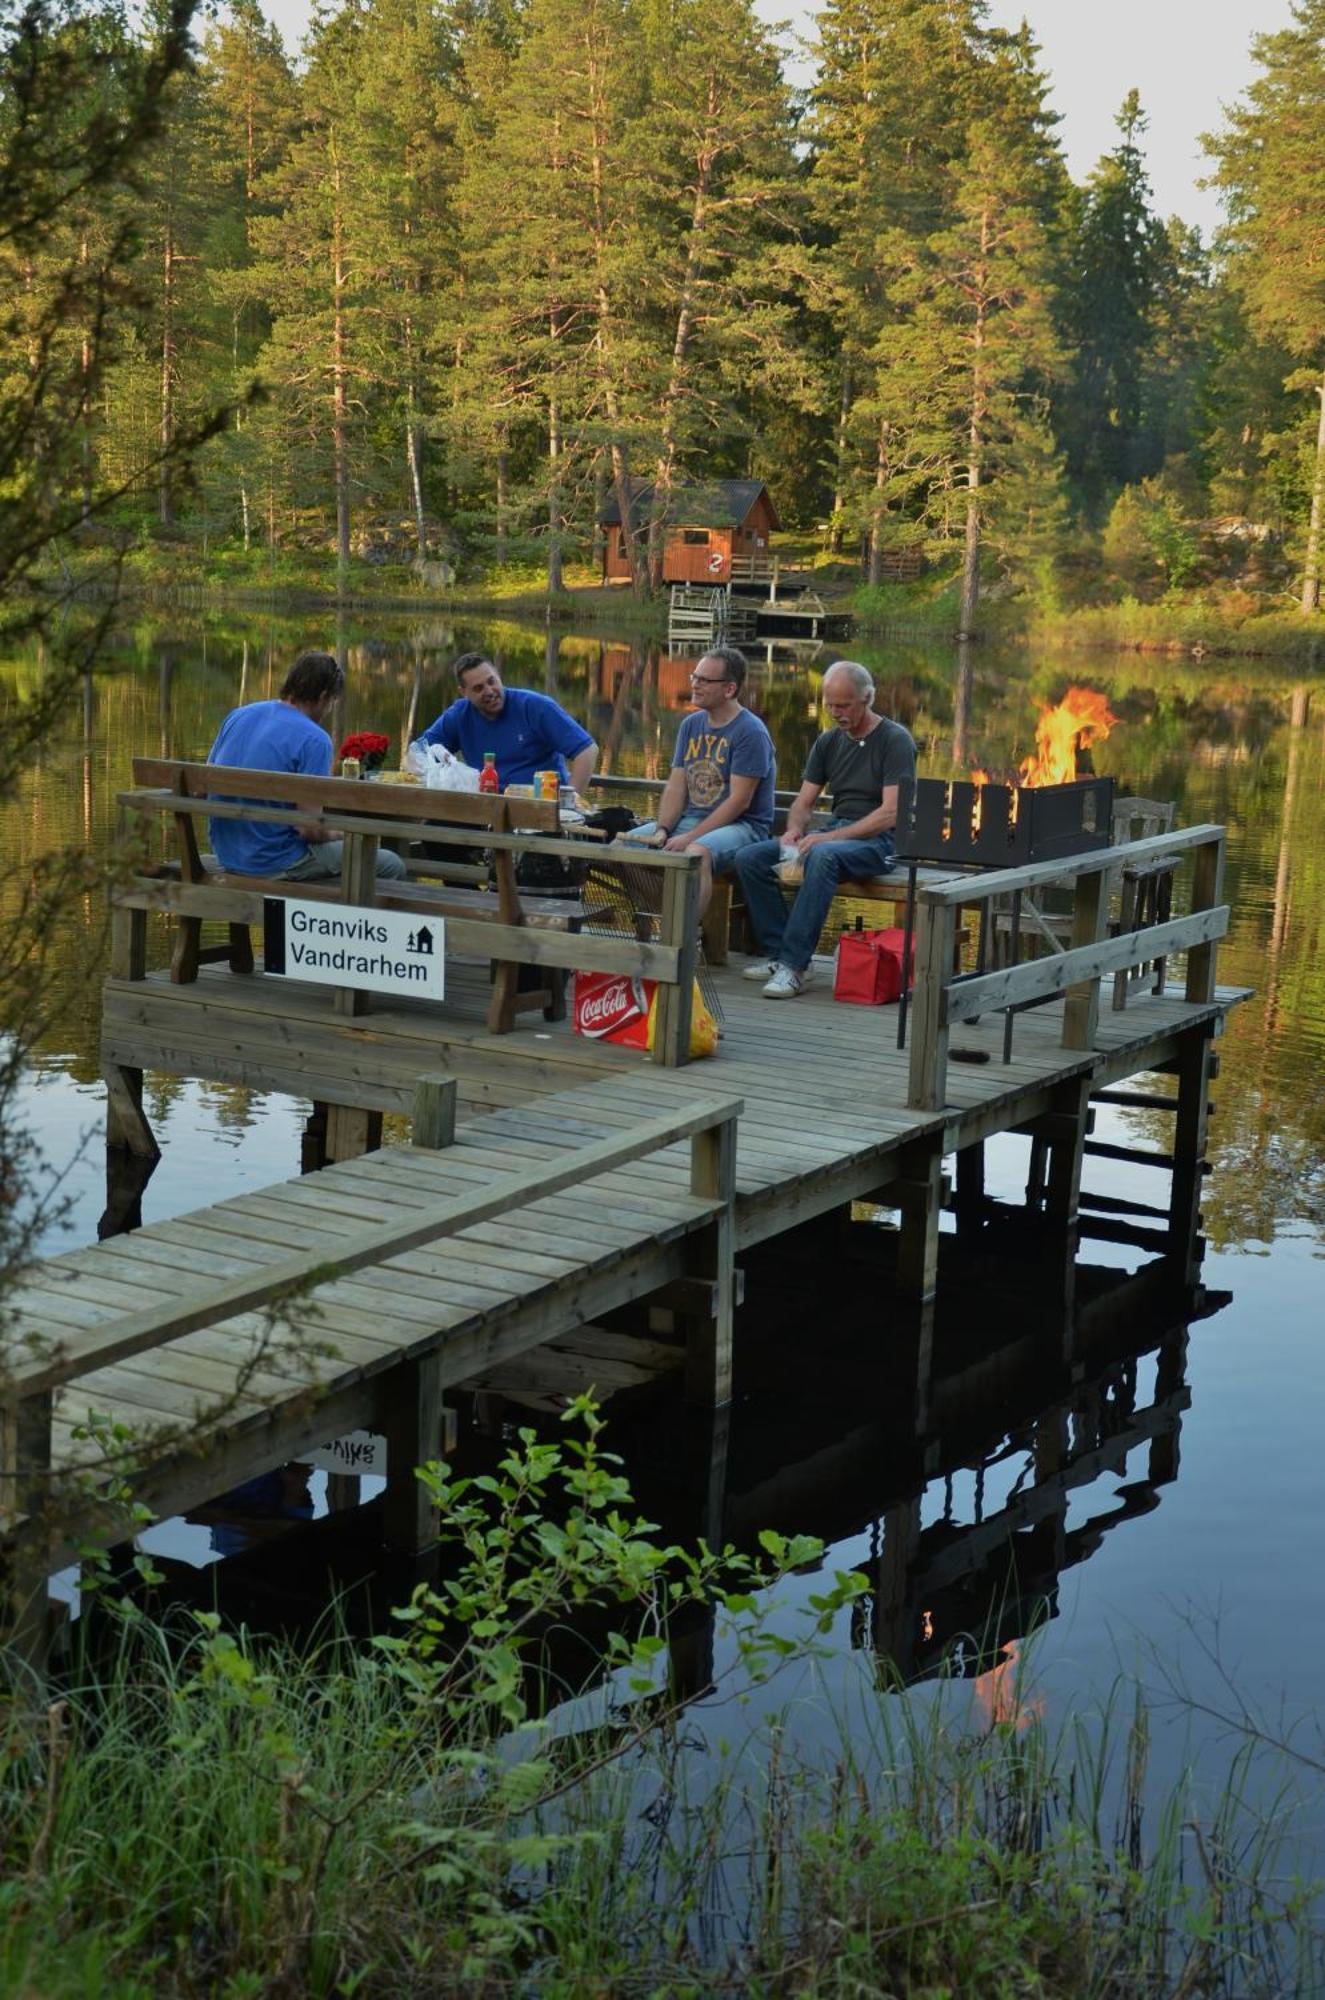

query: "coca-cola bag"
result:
(571, 972), (718, 1058)
(833, 926), (914, 1006)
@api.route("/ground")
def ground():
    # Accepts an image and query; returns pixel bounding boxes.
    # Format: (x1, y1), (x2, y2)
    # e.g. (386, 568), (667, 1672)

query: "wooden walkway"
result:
(3, 872), (1247, 1662)
(102, 951), (1241, 1247)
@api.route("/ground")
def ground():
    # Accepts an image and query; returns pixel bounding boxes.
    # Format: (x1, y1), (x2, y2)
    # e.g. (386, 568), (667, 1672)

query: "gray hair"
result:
(823, 659), (875, 704)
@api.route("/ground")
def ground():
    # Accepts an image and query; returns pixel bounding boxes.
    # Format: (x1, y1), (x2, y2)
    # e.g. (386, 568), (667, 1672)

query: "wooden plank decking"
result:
(5, 1073), (737, 1531)
(102, 951), (1244, 1239)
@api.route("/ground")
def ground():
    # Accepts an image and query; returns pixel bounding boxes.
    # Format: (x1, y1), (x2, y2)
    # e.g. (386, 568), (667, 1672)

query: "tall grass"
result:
(3, 1410), (1321, 1995)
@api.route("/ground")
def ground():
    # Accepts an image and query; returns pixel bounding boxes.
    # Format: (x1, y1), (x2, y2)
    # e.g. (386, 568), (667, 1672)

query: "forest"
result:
(6, 0), (1325, 629)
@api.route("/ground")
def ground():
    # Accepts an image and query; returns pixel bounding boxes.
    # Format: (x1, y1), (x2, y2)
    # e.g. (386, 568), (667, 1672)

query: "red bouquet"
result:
(337, 731), (390, 774)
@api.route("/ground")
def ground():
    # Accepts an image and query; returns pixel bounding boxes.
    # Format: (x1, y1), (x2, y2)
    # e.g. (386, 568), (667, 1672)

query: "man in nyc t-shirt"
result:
(638, 646), (775, 920)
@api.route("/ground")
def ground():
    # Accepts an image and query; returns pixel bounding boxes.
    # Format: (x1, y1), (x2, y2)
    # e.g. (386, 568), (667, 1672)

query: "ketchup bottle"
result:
(478, 752), (499, 794)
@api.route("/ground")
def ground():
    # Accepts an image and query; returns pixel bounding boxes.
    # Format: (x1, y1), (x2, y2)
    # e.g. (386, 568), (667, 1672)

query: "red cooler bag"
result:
(833, 926), (914, 1006)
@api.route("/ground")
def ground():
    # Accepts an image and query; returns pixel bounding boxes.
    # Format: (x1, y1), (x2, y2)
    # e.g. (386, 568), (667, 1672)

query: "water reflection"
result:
(123, 1214), (1221, 1710)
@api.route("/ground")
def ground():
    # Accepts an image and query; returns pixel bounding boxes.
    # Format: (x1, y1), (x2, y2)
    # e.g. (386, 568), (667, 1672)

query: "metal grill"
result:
(896, 775), (1115, 869)
(895, 775), (1116, 1056)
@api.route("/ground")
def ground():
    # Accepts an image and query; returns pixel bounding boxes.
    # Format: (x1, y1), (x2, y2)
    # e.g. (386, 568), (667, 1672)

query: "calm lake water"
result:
(3, 606), (1323, 1857)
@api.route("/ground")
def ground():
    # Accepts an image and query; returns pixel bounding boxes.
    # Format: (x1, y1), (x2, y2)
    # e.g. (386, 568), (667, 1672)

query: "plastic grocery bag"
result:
(404, 739), (480, 793)
(570, 972), (719, 1059)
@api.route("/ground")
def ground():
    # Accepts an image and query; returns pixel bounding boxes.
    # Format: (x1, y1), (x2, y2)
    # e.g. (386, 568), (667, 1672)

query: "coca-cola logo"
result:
(574, 976), (645, 1037)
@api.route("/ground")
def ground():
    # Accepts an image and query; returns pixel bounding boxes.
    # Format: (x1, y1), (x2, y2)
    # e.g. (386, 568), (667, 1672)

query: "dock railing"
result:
(2, 1085), (743, 1648)
(906, 825), (1228, 1110)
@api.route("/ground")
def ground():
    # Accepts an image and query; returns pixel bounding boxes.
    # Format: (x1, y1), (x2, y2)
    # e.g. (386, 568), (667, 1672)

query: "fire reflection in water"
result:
(974, 1640), (1045, 1732)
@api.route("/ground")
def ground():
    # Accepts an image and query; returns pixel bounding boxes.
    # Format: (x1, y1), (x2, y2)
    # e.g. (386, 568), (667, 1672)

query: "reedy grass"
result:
(6, 1615), (1319, 1996)
(3, 1412), (1322, 1996)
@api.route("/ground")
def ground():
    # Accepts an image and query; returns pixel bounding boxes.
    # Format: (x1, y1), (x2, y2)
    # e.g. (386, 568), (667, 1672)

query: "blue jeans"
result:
(733, 822), (897, 971)
(281, 840), (408, 881)
(634, 811), (768, 875)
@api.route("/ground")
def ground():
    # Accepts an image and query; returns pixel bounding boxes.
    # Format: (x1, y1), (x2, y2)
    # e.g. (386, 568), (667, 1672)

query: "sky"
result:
(255, 0), (1297, 238)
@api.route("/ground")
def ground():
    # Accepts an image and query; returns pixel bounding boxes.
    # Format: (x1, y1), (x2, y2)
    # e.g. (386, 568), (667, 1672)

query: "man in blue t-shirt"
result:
(417, 653), (597, 793)
(636, 646), (776, 920)
(208, 650), (407, 879)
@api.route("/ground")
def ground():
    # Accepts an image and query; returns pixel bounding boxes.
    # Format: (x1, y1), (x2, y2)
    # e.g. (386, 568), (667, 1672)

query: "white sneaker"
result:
(762, 963), (814, 999)
(742, 958), (779, 982)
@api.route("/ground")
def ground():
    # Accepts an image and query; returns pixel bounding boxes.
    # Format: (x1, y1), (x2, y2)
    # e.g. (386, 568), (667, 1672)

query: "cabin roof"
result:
(599, 478), (780, 532)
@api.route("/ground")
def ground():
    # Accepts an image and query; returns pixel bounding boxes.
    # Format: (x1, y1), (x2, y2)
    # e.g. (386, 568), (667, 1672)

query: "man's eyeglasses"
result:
(689, 673), (731, 685)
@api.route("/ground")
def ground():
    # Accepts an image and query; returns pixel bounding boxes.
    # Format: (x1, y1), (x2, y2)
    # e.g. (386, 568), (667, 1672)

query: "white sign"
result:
(263, 897), (445, 1000)
(305, 1430), (387, 1477)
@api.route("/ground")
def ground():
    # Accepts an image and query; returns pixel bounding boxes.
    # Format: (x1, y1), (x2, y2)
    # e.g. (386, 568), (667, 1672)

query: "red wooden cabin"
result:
(600, 479), (780, 585)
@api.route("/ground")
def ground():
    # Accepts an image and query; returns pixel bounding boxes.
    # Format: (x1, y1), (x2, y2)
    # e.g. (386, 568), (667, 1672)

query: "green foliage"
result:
(4, 1407), (1321, 1994)
(8, 0), (1325, 620)
(1102, 479), (1203, 596)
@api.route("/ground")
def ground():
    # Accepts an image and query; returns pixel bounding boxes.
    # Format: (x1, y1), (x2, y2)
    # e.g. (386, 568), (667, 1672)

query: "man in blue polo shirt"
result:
(208, 649), (407, 879)
(418, 652), (597, 792)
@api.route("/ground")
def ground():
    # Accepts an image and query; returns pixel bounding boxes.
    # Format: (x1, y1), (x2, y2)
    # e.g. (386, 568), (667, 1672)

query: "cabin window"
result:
(682, 529), (711, 546)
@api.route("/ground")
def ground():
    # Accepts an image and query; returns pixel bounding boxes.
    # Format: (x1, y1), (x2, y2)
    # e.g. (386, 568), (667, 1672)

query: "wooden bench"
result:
(114, 760), (710, 1064)
(586, 774), (947, 964)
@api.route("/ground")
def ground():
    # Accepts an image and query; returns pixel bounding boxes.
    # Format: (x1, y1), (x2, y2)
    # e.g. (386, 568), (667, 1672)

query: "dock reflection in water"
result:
(138, 1205), (1224, 1710)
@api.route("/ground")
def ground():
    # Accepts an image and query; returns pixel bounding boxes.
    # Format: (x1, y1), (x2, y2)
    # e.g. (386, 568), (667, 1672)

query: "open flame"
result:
(1018, 686), (1119, 789)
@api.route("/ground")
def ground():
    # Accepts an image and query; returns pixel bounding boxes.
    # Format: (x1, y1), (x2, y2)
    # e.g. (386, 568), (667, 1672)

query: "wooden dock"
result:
(3, 822), (1246, 1662)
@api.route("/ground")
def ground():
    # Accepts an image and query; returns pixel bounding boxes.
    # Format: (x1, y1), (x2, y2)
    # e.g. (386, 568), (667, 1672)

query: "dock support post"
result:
(302, 1103), (329, 1174)
(411, 1075), (458, 1151)
(333, 832), (380, 1020)
(907, 899), (956, 1110)
(0, 1390), (54, 1679)
(1061, 864), (1108, 1051)
(871, 1495), (920, 1680)
(1168, 1026), (1215, 1283)
(1043, 1078), (1092, 1229)
(104, 1060), (159, 1159)
(324, 1106), (383, 1164)
(380, 1354), (444, 1555)
(895, 1138), (943, 1303)
(666, 1406), (730, 1702)
(954, 1142), (985, 1242)
(654, 859), (700, 1068)
(684, 1112), (737, 1405)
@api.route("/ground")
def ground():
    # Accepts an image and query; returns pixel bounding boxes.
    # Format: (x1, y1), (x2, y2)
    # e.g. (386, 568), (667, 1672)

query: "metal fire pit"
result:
(896, 775), (1114, 869)
(894, 775), (1116, 1055)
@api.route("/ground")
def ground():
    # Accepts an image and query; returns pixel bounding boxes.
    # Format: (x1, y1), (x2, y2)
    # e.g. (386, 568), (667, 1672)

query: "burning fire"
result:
(1018, 686), (1119, 789)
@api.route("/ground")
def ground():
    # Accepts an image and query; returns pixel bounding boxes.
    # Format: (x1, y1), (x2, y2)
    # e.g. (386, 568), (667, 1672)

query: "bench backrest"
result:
(131, 757), (559, 834)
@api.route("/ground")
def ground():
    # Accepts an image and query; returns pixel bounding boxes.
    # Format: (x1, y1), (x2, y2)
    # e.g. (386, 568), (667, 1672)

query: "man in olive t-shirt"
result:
(733, 661), (916, 998)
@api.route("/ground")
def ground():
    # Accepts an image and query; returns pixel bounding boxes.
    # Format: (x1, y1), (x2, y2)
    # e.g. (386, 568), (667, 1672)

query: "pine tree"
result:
(806, 0), (1000, 579)
(1207, 0), (1325, 609)
(250, 1), (373, 586)
(841, 17), (1065, 624)
(340, 0), (463, 558)
(1057, 91), (1169, 514)
(452, 0), (654, 590)
(200, 0), (298, 547)
(636, 0), (805, 586)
